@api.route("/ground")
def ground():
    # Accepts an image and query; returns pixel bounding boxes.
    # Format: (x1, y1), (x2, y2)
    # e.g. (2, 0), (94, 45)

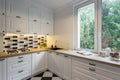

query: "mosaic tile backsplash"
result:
(3, 34), (47, 52)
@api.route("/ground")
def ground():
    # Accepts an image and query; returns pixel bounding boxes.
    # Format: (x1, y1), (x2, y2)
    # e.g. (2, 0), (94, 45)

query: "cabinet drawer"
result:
(8, 66), (31, 80)
(94, 61), (120, 74)
(8, 61), (31, 72)
(7, 54), (31, 64)
(95, 73), (113, 80)
(72, 71), (97, 80)
(95, 67), (120, 80)
(9, 70), (31, 80)
(72, 57), (96, 66)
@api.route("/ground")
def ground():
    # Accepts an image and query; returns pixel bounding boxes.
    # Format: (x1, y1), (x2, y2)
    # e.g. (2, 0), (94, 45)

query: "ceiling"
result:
(34, 0), (79, 10)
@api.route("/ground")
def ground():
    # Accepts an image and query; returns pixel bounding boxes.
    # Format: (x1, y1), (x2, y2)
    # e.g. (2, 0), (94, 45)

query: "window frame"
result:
(74, 0), (98, 51)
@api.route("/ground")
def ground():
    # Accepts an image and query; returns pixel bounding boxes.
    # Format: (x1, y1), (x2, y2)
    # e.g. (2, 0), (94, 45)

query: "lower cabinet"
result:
(32, 52), (47, 75)
(48, 52), (71, 80)
(0, 58), (6, 80)
(72, 57), (120, 80)
(7, 54), (31, 80)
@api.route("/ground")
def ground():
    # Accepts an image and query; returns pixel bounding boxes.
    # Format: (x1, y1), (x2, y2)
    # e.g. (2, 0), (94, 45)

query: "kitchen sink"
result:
(49, 48), (62, 50)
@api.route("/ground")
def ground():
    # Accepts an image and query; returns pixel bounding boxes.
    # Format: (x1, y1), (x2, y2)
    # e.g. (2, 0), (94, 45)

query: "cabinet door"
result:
(0, 0), (5, 15)
(28, 6), (41, 34)
(95, 73), (113, 80)
(32, 52), (45, 75)
(6, 0), (28, 34)
(63, 55), (71, 80)
(0, 58), (6, 80)
(29, 6), (41, 21)
(29, 20), (41, 34)
(6, 0), (28, 19)
(48, 52), (55, 72)
(54, 53), (64, 77)
(41, 8), (53, 35)
(6, 17), (28, 34)
(0, 0), (5, 33)
(73, 71), (97, 80)
(41, 23), (53, 35)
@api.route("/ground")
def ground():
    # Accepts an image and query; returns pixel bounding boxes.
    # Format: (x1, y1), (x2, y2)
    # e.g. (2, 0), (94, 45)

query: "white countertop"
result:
(54, 50), (120, 66)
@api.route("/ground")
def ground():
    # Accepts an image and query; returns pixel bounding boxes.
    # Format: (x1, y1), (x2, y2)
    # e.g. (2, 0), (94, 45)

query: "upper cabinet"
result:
(0, 0), (5, 33)
(6, 0), (28, 19)
(0, 0), (54, 34)
(41, 8), (54, 35)
(6, 0), (28, 34)
(28, 6), (41, 34)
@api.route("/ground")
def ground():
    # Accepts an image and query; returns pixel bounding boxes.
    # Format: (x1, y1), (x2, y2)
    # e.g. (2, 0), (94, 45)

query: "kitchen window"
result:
(74, 0), (97, 51)
(75, 0), (120, 52)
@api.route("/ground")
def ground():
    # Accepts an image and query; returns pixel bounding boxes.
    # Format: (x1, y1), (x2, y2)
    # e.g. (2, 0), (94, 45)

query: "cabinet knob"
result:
(34, 33), (37, 34)
(64, 55), (68, 57)
(18, 56), (23, 59)
(2, 13), (5, 15)
(46, 22), (49, 24)
(18, 60), (23, 63)
(56, 53), (59, 55)
(16, 30), (21, 32)
(37, 53), (41, 54)
(18, 70), (23, 73)
(33, 20), (37, 22)
(89, 67), (96, 72)
(16, 16), (21, 19)
(89, 63), (96, 66)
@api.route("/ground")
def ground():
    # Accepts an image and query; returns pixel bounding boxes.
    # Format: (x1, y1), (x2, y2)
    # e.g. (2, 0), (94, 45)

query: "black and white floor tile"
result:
(27, 70), (63, 80)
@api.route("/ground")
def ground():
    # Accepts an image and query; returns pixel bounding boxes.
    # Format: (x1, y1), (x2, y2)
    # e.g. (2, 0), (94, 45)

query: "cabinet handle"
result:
(0, 58), (5, 61)
(56, 53), (59, 55)
(18, 70), (23, 73)
(64, 55), (68, 57)
(89, 68), (96, 72)
(16, 16), (21, 19)
(33, 20), (37, 22)
(18, 60), (23, 63)
(46, 22), (49, 24)
(37, 53), (41, 54)
(2, 13), (5, 15)
(16, 30), (21, 32)
(34, 33), (37, 34)
(18, 56), (23, 59)
(89, 63), (96, 66)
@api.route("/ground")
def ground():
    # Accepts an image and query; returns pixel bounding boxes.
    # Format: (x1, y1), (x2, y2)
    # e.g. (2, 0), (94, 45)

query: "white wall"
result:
(54, 5), (74, 49)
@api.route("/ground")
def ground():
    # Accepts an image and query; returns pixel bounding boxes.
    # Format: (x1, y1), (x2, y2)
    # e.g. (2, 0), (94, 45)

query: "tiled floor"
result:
(27, 70), (63, 80)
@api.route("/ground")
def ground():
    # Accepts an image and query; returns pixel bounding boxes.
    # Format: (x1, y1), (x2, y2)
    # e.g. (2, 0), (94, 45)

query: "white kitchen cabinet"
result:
(28, 6), (41, 34)
(0, 0), (5, 33)
(63, 55), (71, 80)
(48, 52), (71, 80)
(6, 0), (28, 34)
(7, 54), (31, 80)
(53, 53), (64, 77)
(6, 0), (28, 19)
(41, 8), (53, 35)
(71, 57), (120, 80)
(48, 52), (55, 72)
(6, 17), (28, 34)
(29, 6), (41, 21)
(32, 52), (47, 75)
(0, 58), (6, 80)
(48, 52), (64, 77)
(41, 23), (53, 35)
(29, 20), (41, 34)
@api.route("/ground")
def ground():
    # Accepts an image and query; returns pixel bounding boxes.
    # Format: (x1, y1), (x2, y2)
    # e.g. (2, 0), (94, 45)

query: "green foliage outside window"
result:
(102, 0), (120, 51)
(79, 4), (94, 49)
